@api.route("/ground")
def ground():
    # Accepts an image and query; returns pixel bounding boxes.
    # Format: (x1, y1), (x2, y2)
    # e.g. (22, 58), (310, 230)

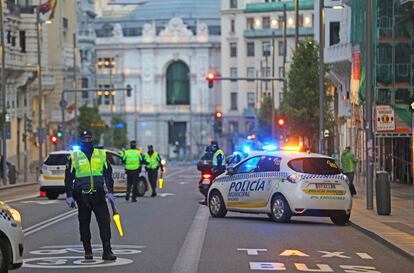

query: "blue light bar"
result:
(242, 145), (251, 154)
(72, 145), (81, 151)
(263, 144), (278, 151)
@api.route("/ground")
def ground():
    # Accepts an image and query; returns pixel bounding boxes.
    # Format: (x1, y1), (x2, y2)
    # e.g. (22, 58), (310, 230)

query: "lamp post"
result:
(319, 0), (325, 154)
(36, 7), (44, 168)
(0, 0), (6, 184)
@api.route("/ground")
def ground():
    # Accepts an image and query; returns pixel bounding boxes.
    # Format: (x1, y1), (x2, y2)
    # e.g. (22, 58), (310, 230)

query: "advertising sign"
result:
(375, 105), (395, 131)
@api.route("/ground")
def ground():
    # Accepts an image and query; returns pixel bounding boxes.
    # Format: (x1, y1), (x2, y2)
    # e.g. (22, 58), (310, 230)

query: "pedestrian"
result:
(64, 130), (117, 261)
(211, 141), (226, 179)
(341, 146), (358, 196)
(144, 145), (164, 197)
(123, 140), (143, 202)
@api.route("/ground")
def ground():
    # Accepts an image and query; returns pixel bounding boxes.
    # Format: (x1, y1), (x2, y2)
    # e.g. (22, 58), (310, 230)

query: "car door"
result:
(106, 151), (126, 192)
(255, 155), (282, 205)
(224, 156), (262, 209)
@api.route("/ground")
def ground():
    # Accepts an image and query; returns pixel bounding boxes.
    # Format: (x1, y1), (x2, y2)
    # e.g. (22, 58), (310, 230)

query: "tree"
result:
(112, 116), (128, 149)
(77, 105), (105, 145)
(281, 39), (334, 151)
(256, 96), (273, 141)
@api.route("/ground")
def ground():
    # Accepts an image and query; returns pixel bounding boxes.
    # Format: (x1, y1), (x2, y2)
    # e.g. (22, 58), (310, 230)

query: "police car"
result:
(0, 201), (23, 272)
(208, 151), (352, 225)
(39, 149), (150, 199)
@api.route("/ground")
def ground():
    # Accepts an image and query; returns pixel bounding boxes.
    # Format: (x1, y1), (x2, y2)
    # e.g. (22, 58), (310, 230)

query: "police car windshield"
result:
(44, 154), (69, 166)
(288, 158), (341, 175)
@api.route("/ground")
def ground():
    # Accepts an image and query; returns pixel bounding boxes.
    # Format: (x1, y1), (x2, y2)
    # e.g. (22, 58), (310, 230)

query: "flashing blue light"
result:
(263, 144), (278, 151)
(72, 145), (81, 151)
(242, 145), (251, 154)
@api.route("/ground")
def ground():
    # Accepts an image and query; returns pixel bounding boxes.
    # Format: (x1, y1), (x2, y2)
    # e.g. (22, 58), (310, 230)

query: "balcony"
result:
(324, 42), (352, 64)
(243, 108), (256, 117)
(244, 27), (313, 39)
(245, 0), (314, 13)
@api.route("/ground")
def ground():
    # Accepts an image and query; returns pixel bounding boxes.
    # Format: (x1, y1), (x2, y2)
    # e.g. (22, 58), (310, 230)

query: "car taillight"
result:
(287, 174), (301, 183)
(202, 173), (211, 179)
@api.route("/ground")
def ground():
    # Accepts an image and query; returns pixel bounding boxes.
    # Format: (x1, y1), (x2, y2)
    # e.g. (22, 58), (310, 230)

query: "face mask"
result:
(81, 141), (94, 152)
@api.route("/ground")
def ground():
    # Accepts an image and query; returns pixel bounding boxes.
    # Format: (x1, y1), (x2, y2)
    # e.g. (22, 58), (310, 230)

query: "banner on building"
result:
(375, 105), (395, 132)
(352, 51), (360, 80)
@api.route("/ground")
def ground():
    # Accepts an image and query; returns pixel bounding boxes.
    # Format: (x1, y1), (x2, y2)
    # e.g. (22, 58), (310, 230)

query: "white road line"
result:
(24, 210), (78, 236)
(165, 166), (195, 179)
(170, 206), (210, 273)
(356, 252), (374, 260)
(23, 209), (77, 234)
(5, 194), (39, 203)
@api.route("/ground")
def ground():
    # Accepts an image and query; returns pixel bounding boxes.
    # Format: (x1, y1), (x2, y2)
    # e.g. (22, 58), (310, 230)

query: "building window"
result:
(247, 67), (255, 81)
(230, 19), (235, 33)
(230, 42), (237, 57)
(230, 92), (238, 110)
(230, 67), (237, 81)
(19, 31), (25, 53)
(329, 22), (340, 46)
(279, 66), (284, 79)
(262, 41), (271, 56)
(262, 17), (270, 29)
(229, 121), (239, 134)
(299, 14), (304, 27)
(262, 67), (271, 77)
(246, 18), (254, 30)
(82, 78), (89, 98)
(395, 89), (410, 104)
(278, 15), (284, 29)
(230, 0), (237, 9)
(278, 41), (285, 56)
(247, 92), (255, 108)
(62, 17), (69, 31)
(279, 92), (284, 104)
(247, 42), (255, 57)
(166, 61), (190, 105)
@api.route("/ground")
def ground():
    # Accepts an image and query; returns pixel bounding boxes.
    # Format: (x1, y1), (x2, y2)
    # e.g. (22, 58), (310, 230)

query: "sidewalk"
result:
(351, 181), (414, 261)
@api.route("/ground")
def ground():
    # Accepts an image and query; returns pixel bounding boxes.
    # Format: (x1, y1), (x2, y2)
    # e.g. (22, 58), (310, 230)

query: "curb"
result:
(0, 182), (38, 191)
(350, 221), (414, 262)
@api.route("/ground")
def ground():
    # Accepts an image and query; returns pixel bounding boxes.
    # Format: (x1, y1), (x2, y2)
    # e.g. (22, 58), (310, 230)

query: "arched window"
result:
(166, 61), (190, 105)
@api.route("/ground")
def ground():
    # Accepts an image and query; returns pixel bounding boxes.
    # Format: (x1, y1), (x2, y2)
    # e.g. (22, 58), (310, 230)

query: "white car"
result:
(0, 201), (23, 272)
(39, 149), (150, 199)
(208, 151), (352, 225)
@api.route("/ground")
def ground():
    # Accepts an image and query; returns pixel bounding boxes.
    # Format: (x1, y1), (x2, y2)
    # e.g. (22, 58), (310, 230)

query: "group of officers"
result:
(64, 130), (163, 261)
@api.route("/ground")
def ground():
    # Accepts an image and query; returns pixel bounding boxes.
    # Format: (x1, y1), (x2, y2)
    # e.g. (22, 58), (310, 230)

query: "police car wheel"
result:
(330, 213), (350, 226)
(209, 191), (227, 218)
(0, 236), (11, 273)
(46, 192), (59, 200)
(136, 179), (147, 197)
(270, 195), (291, 223)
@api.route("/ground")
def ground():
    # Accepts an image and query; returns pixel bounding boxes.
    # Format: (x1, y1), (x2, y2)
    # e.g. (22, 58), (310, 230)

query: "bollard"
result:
(375, 171), (391, 215)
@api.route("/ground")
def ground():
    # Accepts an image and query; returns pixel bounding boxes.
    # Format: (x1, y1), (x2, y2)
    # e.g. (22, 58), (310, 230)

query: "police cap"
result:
(80, 130), (93, 140)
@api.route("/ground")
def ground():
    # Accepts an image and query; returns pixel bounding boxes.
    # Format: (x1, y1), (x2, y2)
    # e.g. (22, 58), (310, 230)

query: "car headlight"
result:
(287, 174), (301, 183)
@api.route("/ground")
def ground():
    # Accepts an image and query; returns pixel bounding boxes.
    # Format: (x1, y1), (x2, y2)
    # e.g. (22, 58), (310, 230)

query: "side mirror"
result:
(227, 166), (235, 175)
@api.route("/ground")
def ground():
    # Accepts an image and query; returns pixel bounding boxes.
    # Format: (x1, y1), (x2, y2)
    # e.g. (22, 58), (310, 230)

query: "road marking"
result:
(23, 256), (133, 268)
(170, 206), (209, 273)
(21, 200), (60, 205)
(159, 193), (176, 197)
(24, 210), (78, 236)
(165, 166), (195, 179)
(238, 248), (268, 256)
(250, 262), (286, 270)
(5, 194), (39, 203)
(179, 182), (189, 185)
(318, 251), (351, 259)
(356, 252), (373, 260)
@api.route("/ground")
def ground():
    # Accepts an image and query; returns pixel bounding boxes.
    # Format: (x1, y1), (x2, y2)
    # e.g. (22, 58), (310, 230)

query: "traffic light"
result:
(26, 118), (33, 133)
(51, 134), (58, 145)
(277, 117), (286, 128)
(126, 84), (132, 97)
(214, 111), (223, 134)
(206, 72), (215, 89)
(57, 123), (62, 138)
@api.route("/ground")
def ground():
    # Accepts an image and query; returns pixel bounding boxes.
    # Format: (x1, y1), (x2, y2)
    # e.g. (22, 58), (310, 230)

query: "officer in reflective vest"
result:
(144, 145), (164, 197)
(123, 140), (143, 202)
(64, 130), (117, 261)
(211, 141), (226, 179)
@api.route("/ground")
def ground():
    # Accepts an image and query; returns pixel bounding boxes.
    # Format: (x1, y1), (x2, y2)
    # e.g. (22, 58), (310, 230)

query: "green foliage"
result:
(77, 105), (105, 145)
(112, 116), (128, 149)
(281, 38), (334, 150)
(256, 96), (273, 140)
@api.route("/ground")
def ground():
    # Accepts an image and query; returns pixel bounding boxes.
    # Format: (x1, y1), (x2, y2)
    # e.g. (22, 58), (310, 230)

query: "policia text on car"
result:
(64, 130), (117, 261)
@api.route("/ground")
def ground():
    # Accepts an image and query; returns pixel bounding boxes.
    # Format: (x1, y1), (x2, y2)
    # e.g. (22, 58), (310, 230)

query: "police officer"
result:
(211, 141), (226, 179)
(144, 145), (164, 197)
(65, 130), (117, 261)
(123, 140), (143, 202)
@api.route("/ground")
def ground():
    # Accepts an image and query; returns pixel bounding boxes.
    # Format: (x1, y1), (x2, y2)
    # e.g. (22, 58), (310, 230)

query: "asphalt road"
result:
(3, 165), (413, 273)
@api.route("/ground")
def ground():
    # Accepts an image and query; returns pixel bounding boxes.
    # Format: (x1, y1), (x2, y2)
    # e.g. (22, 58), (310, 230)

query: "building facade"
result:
(93, 0), (221, 160)
(220, 0), (314, 153)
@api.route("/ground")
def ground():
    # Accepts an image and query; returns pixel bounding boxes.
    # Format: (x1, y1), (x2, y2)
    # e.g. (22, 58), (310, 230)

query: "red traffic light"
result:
(207, 72), (215, 80)
(207, 71), (216, 89)
(215, 111), (222, 118)
(277, 117), (286, 127)
(51, 136), (58, 143)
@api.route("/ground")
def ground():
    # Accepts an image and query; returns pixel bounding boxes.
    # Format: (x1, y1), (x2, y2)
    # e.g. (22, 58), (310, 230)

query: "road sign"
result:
(114, 122), (126, 129)
(91, 122), (106, 129)
(59, 99), (68, 109)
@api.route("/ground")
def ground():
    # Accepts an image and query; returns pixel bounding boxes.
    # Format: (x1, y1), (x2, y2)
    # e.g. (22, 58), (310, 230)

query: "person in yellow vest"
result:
(144, 145), (164, 197)
(123, 140), (143, 202)
(64, 130), (116, 261)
